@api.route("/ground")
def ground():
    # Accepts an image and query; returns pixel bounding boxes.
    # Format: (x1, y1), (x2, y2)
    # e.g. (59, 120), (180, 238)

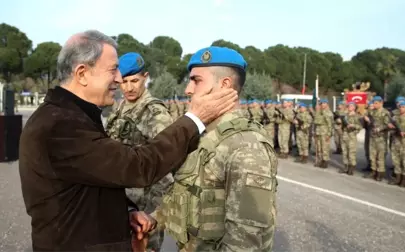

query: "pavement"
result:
(1, 111), (404, 252)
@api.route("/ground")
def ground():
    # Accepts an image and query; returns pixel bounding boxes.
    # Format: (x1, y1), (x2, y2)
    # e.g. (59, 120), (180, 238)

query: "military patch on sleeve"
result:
(151, 106), (163, 116)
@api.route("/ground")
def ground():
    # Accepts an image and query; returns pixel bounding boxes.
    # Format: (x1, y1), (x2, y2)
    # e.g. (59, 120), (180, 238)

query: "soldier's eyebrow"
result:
(189, 75), (201, 81)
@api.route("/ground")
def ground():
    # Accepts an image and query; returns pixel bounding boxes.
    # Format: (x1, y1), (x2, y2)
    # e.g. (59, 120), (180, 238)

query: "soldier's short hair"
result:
(210, 66), (246, 94)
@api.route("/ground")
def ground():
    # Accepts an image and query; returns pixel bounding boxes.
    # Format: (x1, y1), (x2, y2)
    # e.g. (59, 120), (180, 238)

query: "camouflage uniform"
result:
(169, 100), (179, 120)
(105, 90), (174, 252)
(159, 110), (278, 252)
(333, 109), (346, 154)
(295, 110), (313, 163)
(366, 107), (390, 181)
(276, 107), (294, 158)
(389, 111), (405, 186)
(264, 106), (277, 148)
(313, 108), (333, 168)
(340, 112), (362, 174)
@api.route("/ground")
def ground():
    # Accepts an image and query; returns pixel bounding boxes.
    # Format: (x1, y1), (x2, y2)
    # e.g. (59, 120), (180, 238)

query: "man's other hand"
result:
(129, 211), (157, 240)
(188, 88), (237, 124)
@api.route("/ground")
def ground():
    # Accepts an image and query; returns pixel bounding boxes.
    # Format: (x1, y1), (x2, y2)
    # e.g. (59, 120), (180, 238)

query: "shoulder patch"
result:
(147, 102), (167, 116)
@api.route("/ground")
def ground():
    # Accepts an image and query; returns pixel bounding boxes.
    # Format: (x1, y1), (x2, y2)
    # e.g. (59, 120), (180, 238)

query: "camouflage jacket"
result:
(250, 107), (263, 123)
(368, 108), (390, 137)
(334, 109), (347, 130)
(105, 90), (174, 213)
(342, 112), (363, 135)
(160, 109), (278, 252)
(295, 111), (313, 132)
(314, 109), (333, 136)
(276, 107), (294, 125)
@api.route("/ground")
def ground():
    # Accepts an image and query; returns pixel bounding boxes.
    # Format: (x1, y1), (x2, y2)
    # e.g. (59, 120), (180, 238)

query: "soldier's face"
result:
(373, 101), (381, 109)
(400, 106), (405, 114)
(348, 104), (356, 112)
(120, 72), (149, 102)
(321, 103), (327, 109)
(185, 67), (231, 98)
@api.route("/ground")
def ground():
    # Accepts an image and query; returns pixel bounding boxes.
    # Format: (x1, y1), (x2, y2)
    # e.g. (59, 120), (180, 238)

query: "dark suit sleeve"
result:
(48, 116), (200, 188)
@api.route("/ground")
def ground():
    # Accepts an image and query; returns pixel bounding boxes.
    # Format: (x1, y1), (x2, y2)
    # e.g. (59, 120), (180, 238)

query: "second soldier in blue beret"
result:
(160, 46), (278, 251)
(333, 100), (347, 154)
(105, 52), (174, 252)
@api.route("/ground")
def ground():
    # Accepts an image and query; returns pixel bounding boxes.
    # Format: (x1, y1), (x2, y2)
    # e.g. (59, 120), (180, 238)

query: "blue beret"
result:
(299, 103), (307, 107)
(348, 102), (356, 106)
(320, 99), (328, 103)
(118, 52), (145, 77)
(187, 46), (247, 72)
(338, 101), (345, 105)
(373, 96), (383, 102)
(368, 101), (373, 105)
(396, 96), (405, 102)
(399, 101), (405, 107)
(283, 99), (293, 102)
(265, 99), (272, 104)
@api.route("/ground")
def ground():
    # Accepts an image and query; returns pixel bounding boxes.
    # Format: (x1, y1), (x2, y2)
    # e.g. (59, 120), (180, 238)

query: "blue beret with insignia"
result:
(118, 52), (145, 78)
(373, 96), (383, 102)
(320, 99), (328, 104)
(187, 46), (247, 72)
(399, 101), (405, 107)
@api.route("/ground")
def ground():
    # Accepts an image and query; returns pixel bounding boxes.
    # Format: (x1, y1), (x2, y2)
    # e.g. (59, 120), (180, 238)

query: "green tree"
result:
(149, 71), (178, 99)
(24, 42), (61, 90)
(0, 23), (32, 84)
(386, 73), (405, 103)
(241, 73), (273, 100)
(150, 36), (182, 58)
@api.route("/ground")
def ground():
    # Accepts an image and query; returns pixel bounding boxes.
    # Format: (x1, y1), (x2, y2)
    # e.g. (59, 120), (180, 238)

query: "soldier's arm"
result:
(285, 109), (295, 122)
(382, 110), (391, 131)
(220, 146), (277, 252)
(142, 104), (175, 211)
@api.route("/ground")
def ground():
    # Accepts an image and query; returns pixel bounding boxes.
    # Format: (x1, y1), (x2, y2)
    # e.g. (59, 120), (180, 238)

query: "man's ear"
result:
(143, 72), (150, 78)
(220, 77), (232, 89)
(74, 64), (88, 86)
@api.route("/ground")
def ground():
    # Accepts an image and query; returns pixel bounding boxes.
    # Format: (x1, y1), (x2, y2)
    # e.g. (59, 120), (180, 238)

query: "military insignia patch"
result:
(201, 50), (212, 63)
(136, 57), (144, 68)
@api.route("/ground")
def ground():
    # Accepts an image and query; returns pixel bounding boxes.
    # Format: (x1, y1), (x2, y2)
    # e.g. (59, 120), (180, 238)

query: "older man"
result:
(19, 30), (237, 251)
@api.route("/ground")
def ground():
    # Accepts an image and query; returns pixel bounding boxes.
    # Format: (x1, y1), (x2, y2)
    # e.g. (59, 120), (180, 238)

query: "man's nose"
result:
(115, 70), (123, 84)
(184, 83), (194, 96)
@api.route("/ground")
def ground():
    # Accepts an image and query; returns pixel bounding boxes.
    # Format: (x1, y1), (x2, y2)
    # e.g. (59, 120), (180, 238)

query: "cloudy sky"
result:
(1, 0), (404, 60)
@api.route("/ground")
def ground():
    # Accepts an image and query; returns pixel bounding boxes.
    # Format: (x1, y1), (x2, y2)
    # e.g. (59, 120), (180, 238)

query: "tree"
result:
(0, 23), (32, 85)
(386, 73), (405, 103)
(150, 36), (182, 58)
(241, 73), (273, 100)
(149, 71), (178, 99)
(24, 42), (61, 90)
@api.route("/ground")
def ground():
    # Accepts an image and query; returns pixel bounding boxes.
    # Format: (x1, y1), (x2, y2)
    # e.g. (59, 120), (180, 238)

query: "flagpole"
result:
(315, 74), (319, 100)
(302, 53), (307, 91)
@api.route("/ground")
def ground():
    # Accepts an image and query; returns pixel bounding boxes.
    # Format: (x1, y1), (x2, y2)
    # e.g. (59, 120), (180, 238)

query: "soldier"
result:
(168, 98), (178, 119)
(363, 96), (390, 181)
(250, 99), (263, 123)
(333, 101), (346, 154)
(158, 46), (278, 252)
(388, 96), (405, 176)
(276, 99), (295, 158)
(294, 103), (313, 163)
(339, 102), (363, 175)
(313, 99), (333, 168)
(388, 100), (405, 186)
(105, 52), (174, 252)
(361, 101), (374, 172)
(264, 99), (277, 147)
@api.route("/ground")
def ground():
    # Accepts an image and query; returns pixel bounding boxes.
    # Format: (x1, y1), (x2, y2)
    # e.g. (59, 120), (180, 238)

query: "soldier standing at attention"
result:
(388, 96), (405, 176)
(361, 101), (374, 172)
(157, 46), (278, 252)
(363, 96), (390, 181)
(169, 98), (179, 120)
(264, 99), (277, 147)
(333, 101), (346, 154)
(294, 103), (313, 163)
(314, 99), (333, 168)
(339, 102), (362, 175)
(105, 52), (174, 252)
(251, 99), (264, 123)
(388, 100), (405, 186)
(277, 99), (295, 158)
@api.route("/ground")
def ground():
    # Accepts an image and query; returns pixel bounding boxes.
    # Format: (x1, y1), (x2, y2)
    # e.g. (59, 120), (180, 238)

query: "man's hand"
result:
(131, 232), (149, 252)
(188, 88), (238, 124)
(129, 211), (157, 240)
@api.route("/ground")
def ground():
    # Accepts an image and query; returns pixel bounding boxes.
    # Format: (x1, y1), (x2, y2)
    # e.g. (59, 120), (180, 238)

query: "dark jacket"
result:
(19, 87), (200, 251)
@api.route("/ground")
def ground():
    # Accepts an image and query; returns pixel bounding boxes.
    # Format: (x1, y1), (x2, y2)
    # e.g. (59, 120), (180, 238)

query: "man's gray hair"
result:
(57, 30), (117, 84)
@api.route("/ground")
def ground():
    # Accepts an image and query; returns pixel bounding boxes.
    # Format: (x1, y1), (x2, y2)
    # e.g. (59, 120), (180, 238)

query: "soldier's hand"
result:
(188, 88), (237, 124)
(373, 128), (380, 133)
(293, 119), (298, 124)
(129, 211), (157, 239)
(347, 124), (353, 128)
(401, 132), (405, 137)
(388, 123), (395, 129)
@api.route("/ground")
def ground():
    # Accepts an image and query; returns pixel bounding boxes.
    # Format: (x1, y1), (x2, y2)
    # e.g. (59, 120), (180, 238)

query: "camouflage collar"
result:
(205, 109), (245, 133)
(121, 90), (152, 115)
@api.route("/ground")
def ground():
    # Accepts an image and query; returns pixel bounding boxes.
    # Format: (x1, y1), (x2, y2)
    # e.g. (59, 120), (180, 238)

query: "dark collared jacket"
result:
(19, 87), (199, 251)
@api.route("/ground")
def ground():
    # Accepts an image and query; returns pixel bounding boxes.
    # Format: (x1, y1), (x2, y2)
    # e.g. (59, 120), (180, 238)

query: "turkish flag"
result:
(346, 92), (367, 105)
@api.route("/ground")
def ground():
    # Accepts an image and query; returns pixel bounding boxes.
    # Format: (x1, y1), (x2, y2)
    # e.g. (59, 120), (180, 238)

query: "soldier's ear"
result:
(143, 72), (150, 78)
(220, 77), (232, 89)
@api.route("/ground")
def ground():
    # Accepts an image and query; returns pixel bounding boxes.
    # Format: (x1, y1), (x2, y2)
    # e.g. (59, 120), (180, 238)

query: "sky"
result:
(1, 0), (404, 60)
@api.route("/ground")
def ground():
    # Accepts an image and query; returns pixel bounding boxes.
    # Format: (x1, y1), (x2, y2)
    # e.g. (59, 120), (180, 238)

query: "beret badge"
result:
(201, 50), (212, 63)
(136, 57), (144, 68)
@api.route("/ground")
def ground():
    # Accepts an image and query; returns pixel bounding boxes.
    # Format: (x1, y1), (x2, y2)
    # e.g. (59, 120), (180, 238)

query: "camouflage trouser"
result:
(342, 132), (357, 166)
(147, 230), (165, 252)
(334, 128), (343, 151)
(264, 123), (275, 148)
(315, 134), (330, 161)
(296, 130), (309, 156)
(278, 124), (291, 154)
(391, 137), (405, 175)
(369, 135), (387, 172)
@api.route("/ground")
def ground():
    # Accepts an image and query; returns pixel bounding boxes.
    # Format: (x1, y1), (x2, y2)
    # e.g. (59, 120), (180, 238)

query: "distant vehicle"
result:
(279, 94), (314, 106)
